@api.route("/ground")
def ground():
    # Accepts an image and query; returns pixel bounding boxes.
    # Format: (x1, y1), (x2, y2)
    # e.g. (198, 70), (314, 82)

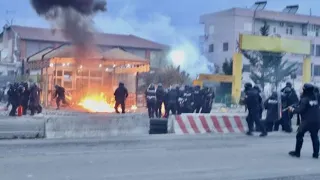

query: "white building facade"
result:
(200, 6), (320, 91)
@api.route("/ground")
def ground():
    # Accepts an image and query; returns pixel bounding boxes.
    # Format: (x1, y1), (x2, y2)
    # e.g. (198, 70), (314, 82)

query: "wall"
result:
(202, 13), (236, 71)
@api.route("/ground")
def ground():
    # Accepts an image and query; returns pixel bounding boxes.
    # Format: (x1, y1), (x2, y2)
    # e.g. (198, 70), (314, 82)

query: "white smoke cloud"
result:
(93, 4), (214, 78)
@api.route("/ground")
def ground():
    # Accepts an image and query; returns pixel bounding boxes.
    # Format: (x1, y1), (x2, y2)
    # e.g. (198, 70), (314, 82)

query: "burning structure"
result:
(26, 45), (150, 112)
(19, 0), (167, 112)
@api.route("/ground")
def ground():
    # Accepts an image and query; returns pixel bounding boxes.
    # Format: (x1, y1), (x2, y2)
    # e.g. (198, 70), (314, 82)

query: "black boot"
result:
(289, 151), (300, 158)
(259, 132), (268, 137)
(312, 153), (319, 159)
(246, 131), (253, 136)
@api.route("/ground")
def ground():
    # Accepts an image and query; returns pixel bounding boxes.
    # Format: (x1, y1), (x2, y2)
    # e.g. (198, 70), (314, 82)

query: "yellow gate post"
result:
(232, 53), (242, 104)
(302, 56), (311, 83)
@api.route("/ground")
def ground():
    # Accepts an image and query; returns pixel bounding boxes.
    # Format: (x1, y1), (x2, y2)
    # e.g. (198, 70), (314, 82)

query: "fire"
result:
(78, 92), (138, 113)
(78, 93), (114, 113)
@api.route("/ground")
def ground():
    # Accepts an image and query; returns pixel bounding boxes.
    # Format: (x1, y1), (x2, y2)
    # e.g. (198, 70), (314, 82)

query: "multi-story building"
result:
(200, 2), (320, 87)
(0, 25), (169, 76)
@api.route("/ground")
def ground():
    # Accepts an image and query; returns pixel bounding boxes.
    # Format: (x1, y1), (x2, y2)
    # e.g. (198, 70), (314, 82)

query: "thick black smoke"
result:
(30, 0), (106, 16)
(30, 0), (107, 57)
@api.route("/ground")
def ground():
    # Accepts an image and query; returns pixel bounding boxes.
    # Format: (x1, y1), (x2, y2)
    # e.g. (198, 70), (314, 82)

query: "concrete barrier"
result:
(45, 113), (150, 138)
(169, 114), (248, 135)
(0, 117), (46, 139)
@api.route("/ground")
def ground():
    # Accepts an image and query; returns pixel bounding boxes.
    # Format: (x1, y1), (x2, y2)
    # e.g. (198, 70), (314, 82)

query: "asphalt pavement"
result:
(0, 133), (319, 180)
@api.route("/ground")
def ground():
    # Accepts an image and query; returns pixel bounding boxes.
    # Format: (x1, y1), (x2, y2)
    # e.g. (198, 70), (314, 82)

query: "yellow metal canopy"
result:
(239, 34), (311, 55)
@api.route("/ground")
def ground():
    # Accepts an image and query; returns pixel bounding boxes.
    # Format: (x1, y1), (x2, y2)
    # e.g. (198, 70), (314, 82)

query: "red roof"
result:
(10, 25), (169, 50)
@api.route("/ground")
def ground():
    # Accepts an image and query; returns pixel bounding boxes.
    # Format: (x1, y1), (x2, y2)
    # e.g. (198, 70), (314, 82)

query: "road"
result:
(0, 133), (319, 180)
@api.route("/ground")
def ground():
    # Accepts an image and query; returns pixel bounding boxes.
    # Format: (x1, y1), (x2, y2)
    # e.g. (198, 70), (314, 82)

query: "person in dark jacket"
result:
(181, 85), (194, 113)
(263, 92), (280, 133)
(201, 87), (214, 113)
(145, 83), (157, 118)
(21, 82), (30, 115)
(288, 83), (320, 159)
(8, 83), (19, 116)
(114, 82), (128, 114)
(54, 85), (67, 110)
(253, 85), (263, 132)
(165, 85), (179, 118)
(193, 85), (203, 113)
(6, 83), (13, 110)
(155, 83), (166, 118)
(29, 83), (41, 116)
(243, 82), (264, 136)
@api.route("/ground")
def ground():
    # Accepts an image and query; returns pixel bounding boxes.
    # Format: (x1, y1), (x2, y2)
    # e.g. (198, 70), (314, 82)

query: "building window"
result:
(223, 42), (228, 52)
(311, 44), (315, 56)
(286, 26), (293, 35)
(313, 65), (320, 76)
(244, 23), (252, 32)
(243, 64), (250, 72)
(316, 45), (320, 56)
(208, 44), (214, 52)
(209, 25), (214, 35)
(273, 27), (277, 34)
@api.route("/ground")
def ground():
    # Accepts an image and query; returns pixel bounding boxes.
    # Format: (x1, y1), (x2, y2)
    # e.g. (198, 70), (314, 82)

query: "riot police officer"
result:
(243, 83), (263, 136)
(165, 85), (179, 118)
(145, 83), (157, 118)
(263, 92), (280, 134)
(193, 85), (203, 113)
(155, 83), (166, 118)
(288, 83), (320, 159)
(201, 87), (214, 113)
(181, 85), (194, 113)
(253, 85), (263, 131)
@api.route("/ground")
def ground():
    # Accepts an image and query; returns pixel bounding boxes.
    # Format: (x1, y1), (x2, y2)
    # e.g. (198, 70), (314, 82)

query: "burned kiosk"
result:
(26, 45), (150, 112)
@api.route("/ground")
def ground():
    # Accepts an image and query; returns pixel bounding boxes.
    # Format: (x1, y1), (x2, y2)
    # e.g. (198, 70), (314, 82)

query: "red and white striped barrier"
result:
(170, 114), (247, 135)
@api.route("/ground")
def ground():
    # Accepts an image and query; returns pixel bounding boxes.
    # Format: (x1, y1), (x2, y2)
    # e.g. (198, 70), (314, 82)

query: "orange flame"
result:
(78, 92), (138, 113)
(78, 92), (114, 113)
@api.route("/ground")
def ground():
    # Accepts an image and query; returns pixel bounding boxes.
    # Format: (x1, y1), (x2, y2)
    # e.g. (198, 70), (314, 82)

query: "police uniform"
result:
(243, 83), (263, 136)
(145, 84), (157, 118)
(289, 83), (320, 159)
(261, 92), (280, 136)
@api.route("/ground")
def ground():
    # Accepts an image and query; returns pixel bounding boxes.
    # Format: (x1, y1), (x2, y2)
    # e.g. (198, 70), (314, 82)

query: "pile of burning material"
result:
(67, 92), (137, 113)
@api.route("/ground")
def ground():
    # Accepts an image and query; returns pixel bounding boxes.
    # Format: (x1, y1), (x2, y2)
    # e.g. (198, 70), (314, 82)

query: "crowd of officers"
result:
(4, 82), (42, 116)
(242, 82), (320, 159)
(145, 83), (215, 118)
(2, 82), (69, 116)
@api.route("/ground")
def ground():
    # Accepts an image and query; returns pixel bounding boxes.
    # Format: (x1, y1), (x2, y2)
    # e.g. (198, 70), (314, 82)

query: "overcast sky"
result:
(0, 0), (319, 45)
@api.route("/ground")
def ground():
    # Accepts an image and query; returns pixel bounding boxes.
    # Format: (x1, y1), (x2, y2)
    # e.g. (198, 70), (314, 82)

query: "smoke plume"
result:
(30, 0), (107, 57)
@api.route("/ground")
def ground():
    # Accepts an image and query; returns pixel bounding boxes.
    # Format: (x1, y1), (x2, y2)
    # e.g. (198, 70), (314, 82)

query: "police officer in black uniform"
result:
(155, 83), (165, 118)
(165, 85), (179, 118)
(253, 85), (263, 131)
(243, 83), (263, 136)
(288, 83), (320, 159)
(201, 87), (214, 113)
(145, 83), (157, 118)
(277, 82), (299, 132)
(181, 85), (194, 113)
(262, 92), (280, 135)
(193, 85), (203, 113)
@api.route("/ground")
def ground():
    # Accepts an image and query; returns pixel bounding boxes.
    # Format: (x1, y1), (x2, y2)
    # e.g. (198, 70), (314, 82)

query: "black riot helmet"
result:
(271, 91), (277, 98)
(286, 82), (293, 88)
(302, 83), (314, 95)
(244, 82), (252, 92)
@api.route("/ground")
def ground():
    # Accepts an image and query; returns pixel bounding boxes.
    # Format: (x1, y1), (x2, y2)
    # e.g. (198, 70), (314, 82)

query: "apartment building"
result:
(200, 2), (320, 84)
